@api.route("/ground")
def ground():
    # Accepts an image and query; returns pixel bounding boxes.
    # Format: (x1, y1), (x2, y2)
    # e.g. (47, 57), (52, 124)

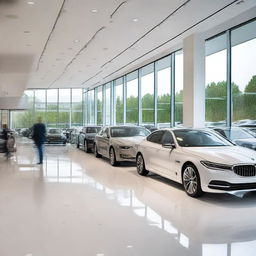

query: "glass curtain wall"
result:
(34, 90), (46, 122)
(140, 64), (154, 125)
(47, 89), (58, 127)
(126, 71), (139, 124)
(205, 19), (256, 127)
(71, 89), (83, 127)
(114, 78), (124, 125)
(175, 50), (184, 126)
(59, 89), (71, 128)
(156, 56), (171, 127)
(231, 20), (256, 125)
(96, 86), (103, 125)
(88, 89), (95, 125)
(205, 34), (227, 127)
(105, 83), (111, 125)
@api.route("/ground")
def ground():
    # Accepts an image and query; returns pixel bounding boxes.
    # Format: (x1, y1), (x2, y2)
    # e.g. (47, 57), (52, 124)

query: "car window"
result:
(147, 131), (165, 144)
(162, 131), (174, 145)
(224, 129), (254, 140)
(86, 127), (101, 133)
(110, 127), (150, 137)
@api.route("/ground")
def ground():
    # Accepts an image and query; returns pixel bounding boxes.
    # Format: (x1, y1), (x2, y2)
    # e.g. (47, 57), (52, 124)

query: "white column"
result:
(183, 33), (205, 128)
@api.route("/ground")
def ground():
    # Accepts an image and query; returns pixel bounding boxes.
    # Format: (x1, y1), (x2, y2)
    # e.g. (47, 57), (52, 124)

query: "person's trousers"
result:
(36, 143), (44, 163)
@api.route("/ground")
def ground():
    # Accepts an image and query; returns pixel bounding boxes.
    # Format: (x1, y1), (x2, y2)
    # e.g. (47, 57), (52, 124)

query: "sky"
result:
(206, 38), (256, 92)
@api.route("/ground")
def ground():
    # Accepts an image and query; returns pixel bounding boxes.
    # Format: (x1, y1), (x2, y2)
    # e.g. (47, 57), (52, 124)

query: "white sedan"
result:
(136, 128), (256, 197)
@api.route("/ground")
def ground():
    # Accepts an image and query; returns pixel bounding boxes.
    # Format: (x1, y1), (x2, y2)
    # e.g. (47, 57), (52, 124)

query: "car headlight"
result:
(119, 145), (131, 150)
(200, 161), (232, 170)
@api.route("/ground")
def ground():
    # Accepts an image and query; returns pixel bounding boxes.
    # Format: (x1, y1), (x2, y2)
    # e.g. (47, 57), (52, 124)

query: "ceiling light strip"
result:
(36, 0), (67, 71)
(103, 0), (240, 80)
(48, 27), (106, 88)
(110, 1), (128, 19)
(101, 0), (191, 68)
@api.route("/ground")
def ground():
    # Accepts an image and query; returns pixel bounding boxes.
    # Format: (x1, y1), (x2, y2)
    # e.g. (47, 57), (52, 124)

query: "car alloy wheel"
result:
(109, 147), (118, 166)
(94, 144), (101, 158)
(136, 154), (149, 176)
(182, 165), (203, 197)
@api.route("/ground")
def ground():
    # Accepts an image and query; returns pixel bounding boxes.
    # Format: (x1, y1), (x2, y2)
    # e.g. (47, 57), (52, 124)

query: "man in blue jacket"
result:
(32, 117), (46, 164)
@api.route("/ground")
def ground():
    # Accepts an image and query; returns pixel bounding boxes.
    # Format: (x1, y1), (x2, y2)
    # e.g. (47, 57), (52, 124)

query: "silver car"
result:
(94, 126), (150, 166)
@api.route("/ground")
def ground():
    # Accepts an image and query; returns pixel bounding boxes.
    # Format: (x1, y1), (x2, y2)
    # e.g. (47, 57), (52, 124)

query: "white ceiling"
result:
(0, 0), (256, 96)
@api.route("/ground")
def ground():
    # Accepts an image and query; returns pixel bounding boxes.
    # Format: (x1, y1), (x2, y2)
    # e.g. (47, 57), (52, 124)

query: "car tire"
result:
(109, 147), (119, 166)
(94, 144), (101, 158)
(84, 140), (90, 153)
(136, 154), (149, 176)
(182, 164), (203, 198)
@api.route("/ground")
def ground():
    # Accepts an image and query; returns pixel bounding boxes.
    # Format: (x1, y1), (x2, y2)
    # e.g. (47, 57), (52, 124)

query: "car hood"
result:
(112, 136), (145, 146)
(181, 146), (256, 165)
(233, 138), (256, 148)
(47, 134), (62, 137)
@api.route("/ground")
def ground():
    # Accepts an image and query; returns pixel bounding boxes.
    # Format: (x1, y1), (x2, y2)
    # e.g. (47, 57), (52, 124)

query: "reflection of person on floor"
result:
(2, 124), (11, 158)
(32, 117), (46, 164)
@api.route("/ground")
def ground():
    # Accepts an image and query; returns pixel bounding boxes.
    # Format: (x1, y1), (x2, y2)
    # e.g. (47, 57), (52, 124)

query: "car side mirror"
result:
(162, 143), (176, 149)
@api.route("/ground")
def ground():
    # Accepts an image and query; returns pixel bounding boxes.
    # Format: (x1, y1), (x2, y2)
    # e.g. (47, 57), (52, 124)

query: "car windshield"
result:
(111, 127), (150, 137)
(224, 129), (254, 140)
(48, 129), (61, 134)
(86, 127), (101, 133)
(173, 129), (233, 147)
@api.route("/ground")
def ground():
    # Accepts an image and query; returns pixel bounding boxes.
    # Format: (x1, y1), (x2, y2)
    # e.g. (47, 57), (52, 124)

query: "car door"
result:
(96, 129), (104, 154)
(157, 131), (176, 179)
(142, 130), (165, 173)
(99, 128), (110, 157)
(79, 128), (86, 146)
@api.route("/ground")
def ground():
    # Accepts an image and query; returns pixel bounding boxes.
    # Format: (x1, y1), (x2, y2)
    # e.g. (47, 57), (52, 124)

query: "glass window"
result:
(88, 90), (95, 125)
(126, 71), (138, 124)
(59, 89), (70, 128)
(34, 90), (46, 123)
(231, 20), (256, 125)
(72, 89), (83, 127)
(105, 83), (111, 125)
(110, 126), (150, 137)
(47, 89), (58, 127)
(147, 130), (165, 144)
(205, 34), (227, 127)
(156, 56), (171, 127)
(96, 86), (103, 125)
(140, 63), (154, 125)
(162, 131), (174, 145)
(173, 129), (232, 147)
(175, 50), (183, 127)
(114, 78), (124, 125)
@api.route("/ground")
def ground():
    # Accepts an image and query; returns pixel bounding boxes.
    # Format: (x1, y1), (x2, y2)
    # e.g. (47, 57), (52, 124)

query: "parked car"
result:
(46, 128), (67, 144)
(0, 130), (16, 153)
(235, 119), (256, 127)
(213, 127), (256, 151)
(69, 127), (83, 144)
(94, 126), (150, 166)
(77, 126), (101, 152)
(136, 128), (256, 197)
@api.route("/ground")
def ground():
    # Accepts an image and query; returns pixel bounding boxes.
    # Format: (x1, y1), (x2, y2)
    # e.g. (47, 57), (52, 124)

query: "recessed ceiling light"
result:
(74, 39), (79, 43)
(132, 18), (139, 22)
(236, 0), (244, 4)
(103, 47), (108, 51)
(56, 58), (61, 61)
(24, 31), (30, 33)
(68, 47), (73, 50)
(27, 1), (34, 5)
(91, 9), (98, 13)
(26, 44), (32, 47)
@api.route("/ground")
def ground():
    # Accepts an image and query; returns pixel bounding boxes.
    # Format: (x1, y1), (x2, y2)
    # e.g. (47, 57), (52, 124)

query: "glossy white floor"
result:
(1, 138), (256, 256)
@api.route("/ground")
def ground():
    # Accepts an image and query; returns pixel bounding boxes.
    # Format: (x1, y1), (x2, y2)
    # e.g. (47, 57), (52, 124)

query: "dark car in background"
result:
(77, 126), (101, 152)
(213, 127), (256, 151)
(46, 128), (67, 144)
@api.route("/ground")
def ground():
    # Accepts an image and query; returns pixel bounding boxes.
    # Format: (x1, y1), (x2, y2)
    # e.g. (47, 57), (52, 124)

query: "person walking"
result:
(32, 117), (46, 164)
(2, 124), (11, 158)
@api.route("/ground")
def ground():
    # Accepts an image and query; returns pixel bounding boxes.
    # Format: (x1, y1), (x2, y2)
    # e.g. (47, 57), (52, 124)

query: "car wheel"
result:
(109, 147), (119, 166)
(94, 144), (101, 158)
(84, 140), (90, 153)
(136, 154), (149, 176)
(182, 164), (203, 198)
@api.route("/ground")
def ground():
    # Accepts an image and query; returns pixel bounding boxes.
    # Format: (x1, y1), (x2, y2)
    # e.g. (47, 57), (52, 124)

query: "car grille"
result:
(233, 165), (256, 177)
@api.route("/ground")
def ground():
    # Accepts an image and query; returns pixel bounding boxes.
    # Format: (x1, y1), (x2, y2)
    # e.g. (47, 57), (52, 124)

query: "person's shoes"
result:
(37, 162), (43, 165)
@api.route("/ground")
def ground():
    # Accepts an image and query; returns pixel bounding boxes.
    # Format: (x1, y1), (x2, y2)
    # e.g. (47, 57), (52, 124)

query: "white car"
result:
(136, 128), (256, 197)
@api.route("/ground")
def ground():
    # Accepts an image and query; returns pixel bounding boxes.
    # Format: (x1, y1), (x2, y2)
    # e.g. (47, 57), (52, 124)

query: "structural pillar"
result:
(183, 33), (205, 128)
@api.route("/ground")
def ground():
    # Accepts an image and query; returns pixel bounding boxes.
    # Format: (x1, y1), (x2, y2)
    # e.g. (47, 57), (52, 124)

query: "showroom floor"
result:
(0, 138), (256, 256)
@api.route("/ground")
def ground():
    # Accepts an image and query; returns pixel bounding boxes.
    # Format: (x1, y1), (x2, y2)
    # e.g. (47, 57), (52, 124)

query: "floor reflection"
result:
(9, 139), (256, 255)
